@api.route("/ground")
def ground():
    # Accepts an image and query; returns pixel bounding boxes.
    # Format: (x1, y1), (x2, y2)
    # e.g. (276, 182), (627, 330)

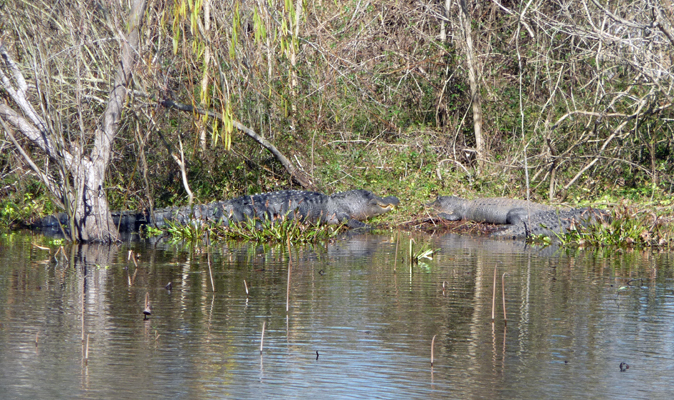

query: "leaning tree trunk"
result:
(457, 0), (485, 170)
(0, 0), (147, 242)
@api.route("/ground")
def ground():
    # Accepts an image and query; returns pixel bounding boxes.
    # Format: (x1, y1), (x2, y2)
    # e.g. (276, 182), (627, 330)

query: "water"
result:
(1, 232), (673, 399)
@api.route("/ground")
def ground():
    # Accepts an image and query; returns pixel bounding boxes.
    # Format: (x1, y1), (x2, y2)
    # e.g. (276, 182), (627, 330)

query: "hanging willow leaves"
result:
(211, 118), (219, 146)
(230, 2), (240, 60)
(253, 6), (266, 44)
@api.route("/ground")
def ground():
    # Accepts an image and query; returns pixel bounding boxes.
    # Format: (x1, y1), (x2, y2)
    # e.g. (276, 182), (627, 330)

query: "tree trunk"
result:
(458, 0), (485, 169)
(73, 0), (146, 242)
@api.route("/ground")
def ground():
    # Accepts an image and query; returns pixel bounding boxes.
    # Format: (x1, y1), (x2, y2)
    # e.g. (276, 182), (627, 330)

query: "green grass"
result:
(156, 215), (342, 244)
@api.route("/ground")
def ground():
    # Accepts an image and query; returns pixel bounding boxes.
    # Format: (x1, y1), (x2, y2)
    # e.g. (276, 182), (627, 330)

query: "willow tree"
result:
(0, 0), (147, 242)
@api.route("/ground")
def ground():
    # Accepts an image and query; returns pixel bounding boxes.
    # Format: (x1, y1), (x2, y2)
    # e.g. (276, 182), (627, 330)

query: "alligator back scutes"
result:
(492, 207), (611, 240)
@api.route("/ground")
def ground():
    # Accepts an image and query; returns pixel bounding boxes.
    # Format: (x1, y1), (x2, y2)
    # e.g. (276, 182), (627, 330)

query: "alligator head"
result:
(328, 190), (399, 222)
(426, 196), (467, 221)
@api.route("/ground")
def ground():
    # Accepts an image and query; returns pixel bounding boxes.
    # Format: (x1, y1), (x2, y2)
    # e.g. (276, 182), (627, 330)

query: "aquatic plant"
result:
(409, 239), (439, 272)
(531, 204), (673, 248)
(409, 239), (438, 264)
(224, 215), (341, 243)
(159, 215), (341, 244)
(163, 219), (209, 242)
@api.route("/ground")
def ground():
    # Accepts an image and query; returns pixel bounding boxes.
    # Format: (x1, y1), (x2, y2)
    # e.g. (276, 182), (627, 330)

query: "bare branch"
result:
(160, 99), (316, 190)
(0, 117), (64, 208)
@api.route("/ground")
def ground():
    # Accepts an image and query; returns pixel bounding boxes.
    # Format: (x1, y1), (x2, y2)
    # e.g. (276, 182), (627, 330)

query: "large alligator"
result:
(428, 195), (609, 239)
(491, 207), (610, 239)
(427, 196), (560, 225)
(35, 189), (400, 232)
(149, 189), (399, 229)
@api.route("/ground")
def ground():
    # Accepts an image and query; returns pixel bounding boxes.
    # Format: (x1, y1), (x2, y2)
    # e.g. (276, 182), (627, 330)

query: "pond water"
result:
(1, 231), (673, 399)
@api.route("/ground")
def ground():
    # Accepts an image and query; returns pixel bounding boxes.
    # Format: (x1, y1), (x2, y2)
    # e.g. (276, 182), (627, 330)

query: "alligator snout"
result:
(379, 196), (400, 209)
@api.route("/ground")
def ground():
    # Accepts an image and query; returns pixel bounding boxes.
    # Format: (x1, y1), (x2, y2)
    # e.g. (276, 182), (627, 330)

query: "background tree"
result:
(1, 0), (673, 233)
(0, 0), (147, 241)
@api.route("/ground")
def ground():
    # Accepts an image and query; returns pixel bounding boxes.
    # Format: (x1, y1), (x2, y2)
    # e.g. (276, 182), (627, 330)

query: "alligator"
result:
(428, 195), (609, 239)
(491, 207), (610, 239)
(427, 196), (560, 225)
(149, 189), (399, 229)
(34, 189), (400, 232)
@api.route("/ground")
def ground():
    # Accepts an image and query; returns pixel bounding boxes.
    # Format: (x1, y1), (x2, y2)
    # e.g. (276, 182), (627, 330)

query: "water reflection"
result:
(0, 232), (673, 399)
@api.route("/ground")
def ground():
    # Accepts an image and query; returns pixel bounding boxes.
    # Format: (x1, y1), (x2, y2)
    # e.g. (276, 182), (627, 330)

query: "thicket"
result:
(1, 0), (673, 231)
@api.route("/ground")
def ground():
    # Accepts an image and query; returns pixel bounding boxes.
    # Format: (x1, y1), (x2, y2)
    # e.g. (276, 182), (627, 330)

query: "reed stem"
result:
(409, 239), (413, 267)
(260, 321), (266, 354)
(207, 253), (216, 292)
(492, 265), (497, 321)
(502, 272), (508, 323)
(431, 334), (437, 366)
(286, 237), (292, 313)
(81, 277), (85, 342)
(84, 334), (90, 365)
(393, 235), (399, 270)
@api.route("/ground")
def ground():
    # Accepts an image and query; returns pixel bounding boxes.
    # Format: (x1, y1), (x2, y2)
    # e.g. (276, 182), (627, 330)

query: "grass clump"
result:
(409, 238), (439, 272)
(158, 216), (342, 244)
(217, 216), (341, 243)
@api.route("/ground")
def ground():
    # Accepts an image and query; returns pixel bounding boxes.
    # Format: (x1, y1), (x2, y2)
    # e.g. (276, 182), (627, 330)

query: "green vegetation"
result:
(409, 238), (439, 271)
(158, 217), (341, 245)
(533, 205), (674, 249)
(0, 182), (53, 231)
(1, 1), (673, 246)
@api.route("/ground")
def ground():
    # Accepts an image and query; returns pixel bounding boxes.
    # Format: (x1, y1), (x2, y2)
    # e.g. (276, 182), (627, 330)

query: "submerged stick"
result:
(431, 334), (437, 366)
(492, 265), (497, 321)
(128, 250), (139, 268)
(260, 321), (266, 354)
(32, 243), (50, 251)
(143, 292), (152, 320)
(502, 273), (508, 323)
